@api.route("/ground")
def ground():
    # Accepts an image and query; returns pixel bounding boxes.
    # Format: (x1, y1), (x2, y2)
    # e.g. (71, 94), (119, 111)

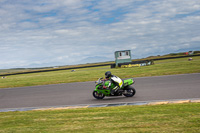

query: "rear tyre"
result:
(93, 91), (105, 99)
(123, 86), (136, 97)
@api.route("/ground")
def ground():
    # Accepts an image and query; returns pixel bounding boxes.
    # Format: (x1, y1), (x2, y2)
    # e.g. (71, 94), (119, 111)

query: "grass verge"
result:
(0, 103), (200, 133)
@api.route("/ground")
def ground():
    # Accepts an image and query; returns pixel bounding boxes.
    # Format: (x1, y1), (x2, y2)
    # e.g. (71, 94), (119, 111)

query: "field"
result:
(0, 56), (200, 88)
(0, 103), (200, 132)
(0, 56), (200, 132)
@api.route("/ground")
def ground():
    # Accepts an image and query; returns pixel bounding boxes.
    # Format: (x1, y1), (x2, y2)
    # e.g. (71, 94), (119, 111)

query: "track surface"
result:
(0, 73), (200, 109)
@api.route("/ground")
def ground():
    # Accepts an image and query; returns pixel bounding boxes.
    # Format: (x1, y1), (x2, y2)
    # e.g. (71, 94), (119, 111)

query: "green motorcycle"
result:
(93, 77), (136, 99)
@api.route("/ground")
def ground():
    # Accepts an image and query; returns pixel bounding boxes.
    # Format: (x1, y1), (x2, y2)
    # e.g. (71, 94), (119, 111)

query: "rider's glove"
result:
(103, 86), (107, 89)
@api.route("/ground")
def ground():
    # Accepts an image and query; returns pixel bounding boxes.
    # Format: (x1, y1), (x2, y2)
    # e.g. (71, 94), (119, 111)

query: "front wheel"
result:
(93, 91), (105, 99)
(123, 86), (136, 97)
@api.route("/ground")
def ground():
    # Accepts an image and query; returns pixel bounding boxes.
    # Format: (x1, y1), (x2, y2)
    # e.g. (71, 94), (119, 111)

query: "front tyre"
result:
(123, 86), (136, 97)
(93, 91), (105, 99)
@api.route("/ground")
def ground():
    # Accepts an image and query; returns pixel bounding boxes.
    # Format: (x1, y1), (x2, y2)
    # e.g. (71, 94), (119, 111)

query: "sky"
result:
(0, 0), (200, 69)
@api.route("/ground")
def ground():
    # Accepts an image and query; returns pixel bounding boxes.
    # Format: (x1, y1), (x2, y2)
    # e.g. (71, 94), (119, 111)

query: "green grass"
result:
(0, 56), (200, 88)
(0, 103), (199, 133)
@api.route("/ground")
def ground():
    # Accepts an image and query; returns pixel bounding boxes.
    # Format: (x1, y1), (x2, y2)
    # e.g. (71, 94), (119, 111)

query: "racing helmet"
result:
(105, 71), (112, 79)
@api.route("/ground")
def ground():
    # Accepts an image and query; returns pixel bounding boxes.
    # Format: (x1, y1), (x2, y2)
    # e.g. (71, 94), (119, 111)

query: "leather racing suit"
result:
(108, 75), (123, 94)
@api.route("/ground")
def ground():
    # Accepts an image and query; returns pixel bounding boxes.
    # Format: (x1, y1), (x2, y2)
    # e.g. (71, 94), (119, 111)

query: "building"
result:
(114, 50), (132, 67)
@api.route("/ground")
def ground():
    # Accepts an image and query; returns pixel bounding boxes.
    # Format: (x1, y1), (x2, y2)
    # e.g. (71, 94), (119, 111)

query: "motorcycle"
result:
(93, 77), (136, 99)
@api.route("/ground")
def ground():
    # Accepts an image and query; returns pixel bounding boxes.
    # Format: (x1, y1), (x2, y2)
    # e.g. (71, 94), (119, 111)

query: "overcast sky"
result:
(0, 0), (200, 69)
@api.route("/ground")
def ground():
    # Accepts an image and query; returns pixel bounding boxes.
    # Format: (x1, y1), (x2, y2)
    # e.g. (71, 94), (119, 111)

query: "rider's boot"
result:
(110, 89), (116, 95)
(110, 87), (119, 95)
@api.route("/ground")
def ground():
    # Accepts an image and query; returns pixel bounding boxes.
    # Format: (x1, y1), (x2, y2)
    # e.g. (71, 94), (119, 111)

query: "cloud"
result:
(0, 0), (200, 69)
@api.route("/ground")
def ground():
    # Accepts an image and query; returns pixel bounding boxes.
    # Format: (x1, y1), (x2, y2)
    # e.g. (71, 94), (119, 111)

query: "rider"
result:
(105, 71), (123, 95)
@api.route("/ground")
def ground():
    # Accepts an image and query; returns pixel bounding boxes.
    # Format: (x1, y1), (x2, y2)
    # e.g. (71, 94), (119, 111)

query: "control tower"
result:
(114, 50), (132, 67)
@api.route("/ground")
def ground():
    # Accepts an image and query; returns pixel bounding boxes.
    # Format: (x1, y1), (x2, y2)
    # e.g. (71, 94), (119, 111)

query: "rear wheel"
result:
(93, 91), (105, 99)
(123, 86), (136, 97)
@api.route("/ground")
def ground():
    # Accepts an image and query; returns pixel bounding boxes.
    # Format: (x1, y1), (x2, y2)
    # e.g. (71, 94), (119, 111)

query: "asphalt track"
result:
(0, 73), (200, 110)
